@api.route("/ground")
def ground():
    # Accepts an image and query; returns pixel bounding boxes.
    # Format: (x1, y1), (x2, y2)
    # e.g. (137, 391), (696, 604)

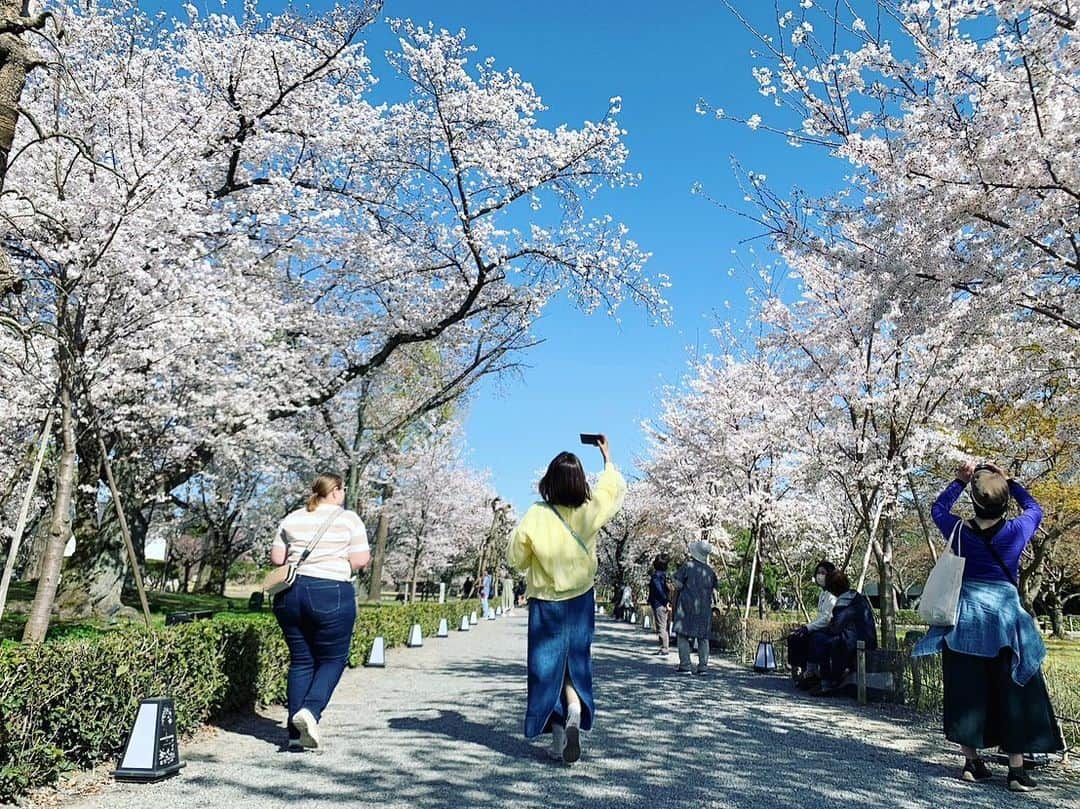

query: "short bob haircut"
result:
(824, 570), (851, 597)
(653, 554), (669, 572)
(814, 559), (837, 577)
(539, 452), (591, 508)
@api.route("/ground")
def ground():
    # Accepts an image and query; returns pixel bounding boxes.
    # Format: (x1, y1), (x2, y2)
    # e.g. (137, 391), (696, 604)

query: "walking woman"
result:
(912, 461), (1063, 791)
(507, 436), (627, 764)
(671, 540), (717, 675)
(269, 473), (370, 750)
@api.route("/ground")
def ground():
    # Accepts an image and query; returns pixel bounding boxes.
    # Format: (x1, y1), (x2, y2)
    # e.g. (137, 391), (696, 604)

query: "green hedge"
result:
(0, 599), (479, 802)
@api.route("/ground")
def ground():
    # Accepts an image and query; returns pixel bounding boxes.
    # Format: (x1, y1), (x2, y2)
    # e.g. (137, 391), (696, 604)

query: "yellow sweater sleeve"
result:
(578, 463), (627, 536)
(507, 519), (533, 573)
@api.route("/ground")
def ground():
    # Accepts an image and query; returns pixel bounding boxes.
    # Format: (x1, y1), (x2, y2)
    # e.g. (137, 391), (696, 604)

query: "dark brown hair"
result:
(825, 570), (851, 597)
(814, 560), (837, 578)
(539, 452), (590, 508)
(307, 473), (344, 512)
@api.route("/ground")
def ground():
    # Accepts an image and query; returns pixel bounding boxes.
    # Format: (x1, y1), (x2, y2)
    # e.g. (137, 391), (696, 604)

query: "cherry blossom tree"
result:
(710, 0), (1077, 333)
(673, 0), (1076, 646)
(0, 3), (666, 634)
(382, 423), (498, 599)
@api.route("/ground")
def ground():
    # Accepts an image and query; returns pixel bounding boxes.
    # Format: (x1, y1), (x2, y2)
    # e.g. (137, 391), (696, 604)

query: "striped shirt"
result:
(272, 504), (369, 582)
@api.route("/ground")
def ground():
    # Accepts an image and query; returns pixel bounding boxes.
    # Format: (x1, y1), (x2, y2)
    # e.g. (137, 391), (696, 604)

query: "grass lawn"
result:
(0, 581), (251, 643)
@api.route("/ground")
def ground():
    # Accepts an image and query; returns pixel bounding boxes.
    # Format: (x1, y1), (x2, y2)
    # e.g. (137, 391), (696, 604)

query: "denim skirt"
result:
(525, 588), (595, 738)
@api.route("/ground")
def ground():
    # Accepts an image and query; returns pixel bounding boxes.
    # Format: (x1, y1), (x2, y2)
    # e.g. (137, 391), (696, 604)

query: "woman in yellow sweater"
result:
(507, 435), (627, 764)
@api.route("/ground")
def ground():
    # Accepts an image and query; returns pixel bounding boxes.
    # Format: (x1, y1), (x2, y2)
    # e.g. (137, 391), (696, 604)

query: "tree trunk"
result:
(22, 383), (76, 642)
(0, 5), (53, 296)
(56, 507), (134, 618)
(55, 432), (139, 618)
(367, 502), (390, 602)
(1046, 590), (1065, 639)
(879, 516), (897, 650)
(907, 473), (938, 563)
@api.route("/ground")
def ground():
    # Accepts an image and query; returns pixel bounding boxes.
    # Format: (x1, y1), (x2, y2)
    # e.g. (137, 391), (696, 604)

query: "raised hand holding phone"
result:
(581, 432), (611, 464)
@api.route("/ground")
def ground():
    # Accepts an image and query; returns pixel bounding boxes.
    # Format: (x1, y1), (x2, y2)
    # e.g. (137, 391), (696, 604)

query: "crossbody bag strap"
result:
(967, 520), (1018, 588)
(545, 503), (590, 555)
(291, 507), (345, 568)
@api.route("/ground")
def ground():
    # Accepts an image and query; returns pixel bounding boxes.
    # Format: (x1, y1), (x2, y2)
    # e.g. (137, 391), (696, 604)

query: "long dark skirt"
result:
(525, 589), (595, 738)
(942, 647), (1064, 754)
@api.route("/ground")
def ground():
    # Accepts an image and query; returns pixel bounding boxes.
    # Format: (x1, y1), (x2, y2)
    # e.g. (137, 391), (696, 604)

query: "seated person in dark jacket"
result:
(807, 570), (877, 695)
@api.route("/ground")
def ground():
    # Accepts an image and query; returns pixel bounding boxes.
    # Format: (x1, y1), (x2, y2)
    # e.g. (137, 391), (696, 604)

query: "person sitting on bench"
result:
(790, 559), (837, 690)
(807, 570), (876, 696)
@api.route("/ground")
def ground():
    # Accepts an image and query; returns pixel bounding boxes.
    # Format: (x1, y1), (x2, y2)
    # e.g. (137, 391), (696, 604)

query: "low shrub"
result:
(0, 599), (479, 803)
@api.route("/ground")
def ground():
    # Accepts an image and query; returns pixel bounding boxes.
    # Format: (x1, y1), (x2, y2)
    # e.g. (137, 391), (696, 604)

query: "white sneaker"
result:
(292, 708), (320, 749)
(548, 724), (566, 760)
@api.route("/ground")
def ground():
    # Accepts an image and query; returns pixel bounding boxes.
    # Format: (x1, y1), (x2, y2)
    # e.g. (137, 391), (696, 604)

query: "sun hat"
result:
(688, 540), (715, 565)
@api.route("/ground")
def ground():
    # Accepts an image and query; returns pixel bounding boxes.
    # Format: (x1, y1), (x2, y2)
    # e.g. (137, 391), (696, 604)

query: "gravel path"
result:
(54, 611), (1077, 809)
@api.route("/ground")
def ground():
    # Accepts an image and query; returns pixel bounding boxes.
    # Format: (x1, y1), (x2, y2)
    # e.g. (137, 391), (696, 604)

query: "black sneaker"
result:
(961, 758), (992, 782)
(674, 667), (692, 675)
(1008, 767), (1038, 792)
(563, 724), (581, 764)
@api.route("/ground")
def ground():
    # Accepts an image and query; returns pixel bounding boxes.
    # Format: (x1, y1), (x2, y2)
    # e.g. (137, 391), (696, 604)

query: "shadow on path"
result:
(169, 618), (1074, 809)
(388, 709), (537, 759)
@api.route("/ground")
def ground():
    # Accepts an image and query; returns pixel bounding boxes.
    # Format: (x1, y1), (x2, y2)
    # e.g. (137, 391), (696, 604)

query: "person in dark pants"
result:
(647, 555), (672, 656)
(807, 570), (876, 695)
(913, 461), (1063, 792)
(270, 473), (370, 750)
(789, 559), (837, 689)
(671, 541), (718, 675)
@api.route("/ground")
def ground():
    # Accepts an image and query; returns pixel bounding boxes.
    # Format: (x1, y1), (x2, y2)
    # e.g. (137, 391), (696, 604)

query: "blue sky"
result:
(353, 1), (845, 510)
(158, 0), (849, 510)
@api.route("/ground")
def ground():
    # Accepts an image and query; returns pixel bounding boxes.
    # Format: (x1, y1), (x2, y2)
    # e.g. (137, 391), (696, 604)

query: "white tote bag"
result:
(918, 520), (965, 627)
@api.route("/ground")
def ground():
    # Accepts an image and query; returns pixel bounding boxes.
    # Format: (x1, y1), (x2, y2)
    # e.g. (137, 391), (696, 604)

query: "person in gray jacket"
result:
(671, 540), (718, 675)
(789, 559), (838, 690)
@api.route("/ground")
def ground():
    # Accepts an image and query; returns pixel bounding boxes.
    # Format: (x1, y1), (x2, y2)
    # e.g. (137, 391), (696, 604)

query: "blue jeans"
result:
(273, 576), (356, 738)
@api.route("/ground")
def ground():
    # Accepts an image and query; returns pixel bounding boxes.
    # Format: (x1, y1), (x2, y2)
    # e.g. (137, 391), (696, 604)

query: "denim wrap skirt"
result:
(525, 588), (595, 738)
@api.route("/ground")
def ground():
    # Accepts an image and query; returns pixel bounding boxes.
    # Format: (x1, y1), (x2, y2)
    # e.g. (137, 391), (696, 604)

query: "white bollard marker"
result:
(438, 582), (446, 604)
(459, 615), (471, 631)
(486, 608), (496, 621)
(470, 611), (479, 625)
(437, 618), (449, 637)
(643, 613), (653, 630)
(366, 636), (386, 667)
(630, 612), (638, 624)
(495, 605), (503, 616)
(598, 606), (605, 615)
(407, 623), (423, 647)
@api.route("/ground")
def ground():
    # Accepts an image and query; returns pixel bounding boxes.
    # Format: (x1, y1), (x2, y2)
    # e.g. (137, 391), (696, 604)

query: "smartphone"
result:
(580, 433), (602, 446)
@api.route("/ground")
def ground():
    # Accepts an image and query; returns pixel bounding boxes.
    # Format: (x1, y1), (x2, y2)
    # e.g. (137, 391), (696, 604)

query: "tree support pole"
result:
(96, 433), (152, 628)
(0, 410), (54, 622)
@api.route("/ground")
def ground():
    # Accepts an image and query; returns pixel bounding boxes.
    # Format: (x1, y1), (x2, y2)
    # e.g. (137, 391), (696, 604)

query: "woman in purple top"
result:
(913, 461), (1063, 792)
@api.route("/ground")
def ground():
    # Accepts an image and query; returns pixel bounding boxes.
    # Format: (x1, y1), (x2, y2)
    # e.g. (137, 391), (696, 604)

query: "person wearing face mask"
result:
(912, 461), (1063, 792)
(788, 560), (838, 690)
